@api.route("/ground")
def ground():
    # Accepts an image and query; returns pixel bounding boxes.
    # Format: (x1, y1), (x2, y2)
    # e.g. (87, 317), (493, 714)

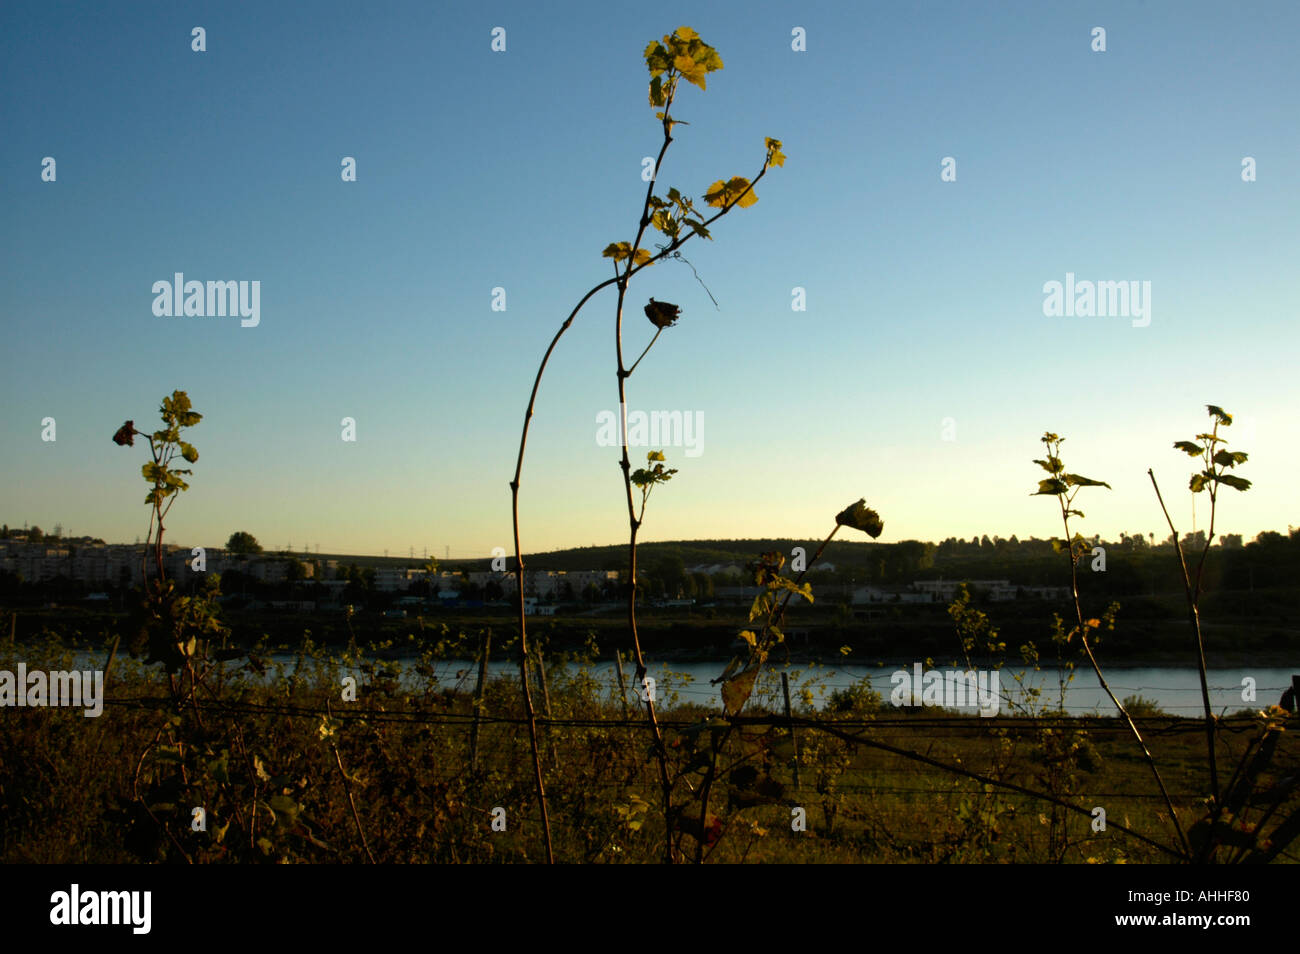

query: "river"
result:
(261, 655), (1294, 716)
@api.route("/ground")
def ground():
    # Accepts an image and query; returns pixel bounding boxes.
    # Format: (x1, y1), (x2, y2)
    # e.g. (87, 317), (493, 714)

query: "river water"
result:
(53, 646), (1292, 716)
(267, 656), (1295, 717)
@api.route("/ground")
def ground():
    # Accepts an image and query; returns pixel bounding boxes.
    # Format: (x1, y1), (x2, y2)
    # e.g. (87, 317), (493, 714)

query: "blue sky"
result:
(2, 1), (1296, 559)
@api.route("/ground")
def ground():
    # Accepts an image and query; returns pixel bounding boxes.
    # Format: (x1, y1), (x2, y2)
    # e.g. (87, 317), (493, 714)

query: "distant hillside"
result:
(202, 527), (1300, 596)
(454, 529), (1300, 597)
(455, 539), (902, 575)
(510, 539), (862, 573)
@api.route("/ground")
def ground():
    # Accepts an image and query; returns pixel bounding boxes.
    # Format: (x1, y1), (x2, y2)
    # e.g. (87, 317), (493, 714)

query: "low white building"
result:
(1019, 584), (1071, 601)
(373, 567), (416, 592)
(250, 560), (288, 584)
(912, 579), (1017, 602)
(851, 584), (932, 605)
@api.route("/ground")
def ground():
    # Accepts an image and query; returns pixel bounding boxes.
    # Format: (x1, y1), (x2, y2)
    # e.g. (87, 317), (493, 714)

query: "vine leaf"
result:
(602, 242), (654, 266)
(721, 666), (759, 716)
(765, 137), (786, 167)
(1206, 405), (1233, 426)
(835, 498), (884, 537)
(704, 177), (757, 209)
(1064, 473), (1111, 489)
(674, 54), (708, 89)
(1216, 474), (1252, 492)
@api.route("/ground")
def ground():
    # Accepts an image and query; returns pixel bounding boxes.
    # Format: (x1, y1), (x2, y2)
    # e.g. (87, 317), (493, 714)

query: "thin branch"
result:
(505, 71), (776, 865)
(507, 276), (620, 866)
(1058, 485), (1190, 857)
(328, 702), (376, 864)
(1149, 466), (1221, 846)
(697, 524), (838, 863)
(611, 83), (688, 863)
(616, 269), (676, 864)
(625, 327), (663, 378)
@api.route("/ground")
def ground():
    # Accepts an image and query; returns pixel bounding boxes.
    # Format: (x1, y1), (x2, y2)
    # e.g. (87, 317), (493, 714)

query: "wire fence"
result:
(8, 645), (1296, 864)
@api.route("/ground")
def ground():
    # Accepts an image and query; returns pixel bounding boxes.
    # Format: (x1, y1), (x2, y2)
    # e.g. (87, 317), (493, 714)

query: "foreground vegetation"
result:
(2, 387), (1290, 864)
(4, 629), (1295, 864)
(2, 23), (1291, 863)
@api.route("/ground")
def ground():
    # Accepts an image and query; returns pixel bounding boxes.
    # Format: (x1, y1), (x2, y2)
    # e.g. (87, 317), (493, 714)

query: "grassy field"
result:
(3, 630), (1295, 864)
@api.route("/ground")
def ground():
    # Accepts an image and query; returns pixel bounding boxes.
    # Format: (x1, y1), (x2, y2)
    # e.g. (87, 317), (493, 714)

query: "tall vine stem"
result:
(1034, 434), (1189, 856)
(1147, 405), (1252, 860)
(507, 28), (781, 862)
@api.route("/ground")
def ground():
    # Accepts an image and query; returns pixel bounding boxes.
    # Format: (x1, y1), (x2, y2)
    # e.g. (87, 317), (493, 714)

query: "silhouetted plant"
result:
(1149, 404), (1251, 804)
(108, 391), (332, 863)
(1146, 407), (1300, 863)
(680, 500), (883, 862)
(507, 25), (785, 862)
(1032, 430), (1188, 855)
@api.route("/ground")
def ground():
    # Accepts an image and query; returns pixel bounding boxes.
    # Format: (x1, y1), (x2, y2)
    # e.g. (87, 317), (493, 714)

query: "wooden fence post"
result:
(614, 650), (630, 720)
(469, 628), (491, 772)
(782, 671), (800, 788)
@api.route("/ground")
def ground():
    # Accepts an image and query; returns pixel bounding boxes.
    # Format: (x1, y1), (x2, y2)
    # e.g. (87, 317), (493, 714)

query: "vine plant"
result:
(507, 25), (785, 863)
(1028, 410), (1300, 863)
(112, 392), (215, 686)
(1149, 404), (1251, 806)
(1032, 431), (1189, 855)
(1147, 405), (1279, 863)
(676, 500), (884, 863)
(111, 392), (314, 863)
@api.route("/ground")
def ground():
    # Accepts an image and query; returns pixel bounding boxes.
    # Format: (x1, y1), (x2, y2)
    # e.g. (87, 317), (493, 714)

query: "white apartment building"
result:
(0, 539), (618, 601)
(911, 579), (1018, 602)
(851, 584), (933, 605)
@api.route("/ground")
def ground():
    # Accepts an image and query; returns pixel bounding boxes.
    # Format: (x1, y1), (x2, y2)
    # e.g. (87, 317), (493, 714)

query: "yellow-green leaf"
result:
(721, 667), (758, 716)
(644, 41), (670, 75)
(765, 137), (786, 167)
(695, 46), (723, 71)
(674, 54), (707, 89)
(704, 177), (757, 208)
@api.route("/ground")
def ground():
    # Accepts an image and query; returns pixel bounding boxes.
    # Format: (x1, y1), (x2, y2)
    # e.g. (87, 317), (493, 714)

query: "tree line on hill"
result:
(4, 525), (1297, 608)
(523, 527), (1300, 598)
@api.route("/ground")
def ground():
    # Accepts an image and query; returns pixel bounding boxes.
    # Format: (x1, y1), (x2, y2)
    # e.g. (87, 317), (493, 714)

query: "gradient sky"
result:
(2, 1), (1296, 560)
